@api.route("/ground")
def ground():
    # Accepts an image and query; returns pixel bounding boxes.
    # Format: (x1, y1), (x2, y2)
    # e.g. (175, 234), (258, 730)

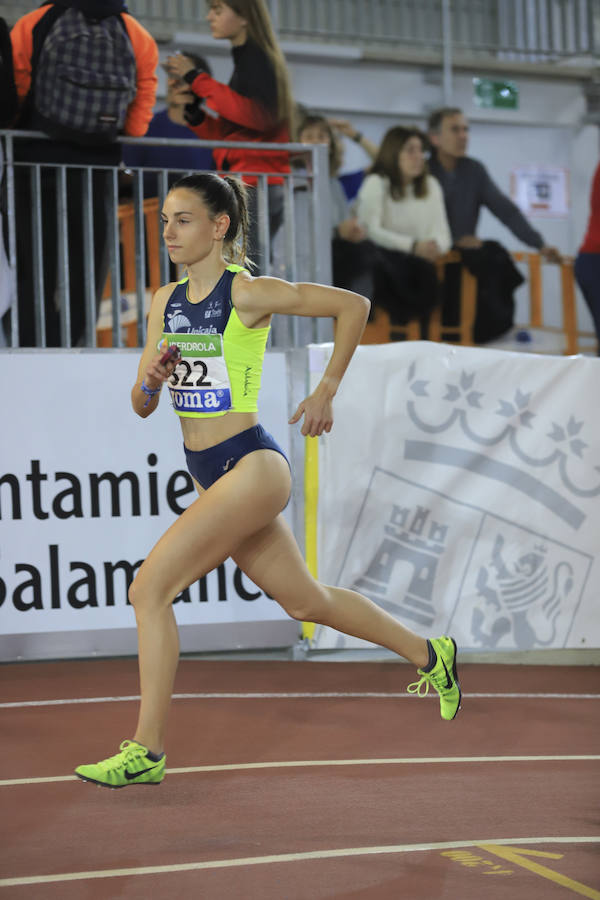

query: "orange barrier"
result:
(360, 250), (476, 346)
(512, 252), (597, 356)
(98, 198), (162, 347)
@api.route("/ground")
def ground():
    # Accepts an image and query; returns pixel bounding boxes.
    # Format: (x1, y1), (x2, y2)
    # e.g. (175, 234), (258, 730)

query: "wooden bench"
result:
(360, 250), (477, 346)
(511, 252), (597, 356)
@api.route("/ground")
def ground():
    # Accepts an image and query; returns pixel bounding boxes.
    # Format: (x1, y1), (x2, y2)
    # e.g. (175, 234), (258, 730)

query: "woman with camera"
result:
(167, 0), (295, 274)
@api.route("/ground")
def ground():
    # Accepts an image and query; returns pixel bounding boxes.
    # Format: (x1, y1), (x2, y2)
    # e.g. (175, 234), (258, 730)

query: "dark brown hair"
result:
(169, 172), (251, 266)
(297, 114), (343, 176)
(370, 126), (428, 199)
(427, 107), (463, 134)
(211, 0), (295, 130)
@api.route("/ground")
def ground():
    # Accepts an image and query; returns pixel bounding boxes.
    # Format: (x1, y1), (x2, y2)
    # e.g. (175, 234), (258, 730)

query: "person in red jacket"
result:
(575, 161), (600, 353)
(10, 0), (158, 347)
(166, 0), (294, 274)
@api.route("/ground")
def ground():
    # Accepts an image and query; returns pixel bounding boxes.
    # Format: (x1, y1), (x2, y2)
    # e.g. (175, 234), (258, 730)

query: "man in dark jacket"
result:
(427, 107), (561, 343)
(10, 0), (158, 347)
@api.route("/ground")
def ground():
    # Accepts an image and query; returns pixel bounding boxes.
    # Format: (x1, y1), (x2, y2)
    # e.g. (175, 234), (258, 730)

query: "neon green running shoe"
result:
(407, 636), (461, 721)
(75, 740), (166, 789)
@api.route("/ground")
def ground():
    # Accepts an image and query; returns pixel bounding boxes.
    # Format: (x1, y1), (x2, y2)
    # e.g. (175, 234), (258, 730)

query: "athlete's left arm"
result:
(235, 276), (370, 436)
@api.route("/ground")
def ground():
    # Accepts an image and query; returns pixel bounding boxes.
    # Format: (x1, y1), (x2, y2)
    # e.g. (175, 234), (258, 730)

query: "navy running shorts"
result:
(184, 424), (290, 490)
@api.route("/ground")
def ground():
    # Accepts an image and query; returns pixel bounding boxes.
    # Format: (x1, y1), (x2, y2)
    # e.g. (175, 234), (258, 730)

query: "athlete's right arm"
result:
(131, 284), (176, 418)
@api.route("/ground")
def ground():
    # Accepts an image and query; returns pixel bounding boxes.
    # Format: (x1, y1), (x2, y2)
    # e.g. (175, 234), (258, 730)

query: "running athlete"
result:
(75, 172), (461, 789)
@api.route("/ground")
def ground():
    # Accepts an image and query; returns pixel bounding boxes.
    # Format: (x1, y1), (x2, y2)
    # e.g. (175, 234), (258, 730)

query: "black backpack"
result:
(28, 2), (137, 145)
(0, 17), (18, 127)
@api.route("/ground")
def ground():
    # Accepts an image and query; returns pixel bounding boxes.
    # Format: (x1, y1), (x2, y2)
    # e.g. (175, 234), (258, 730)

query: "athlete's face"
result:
(206, 1), (248, 45)
(161, 189), (229, 266)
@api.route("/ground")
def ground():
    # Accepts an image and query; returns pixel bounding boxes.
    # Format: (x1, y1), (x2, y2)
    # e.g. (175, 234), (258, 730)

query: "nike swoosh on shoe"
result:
(124, 765), (159, 780)
(441, 658), (452, 689)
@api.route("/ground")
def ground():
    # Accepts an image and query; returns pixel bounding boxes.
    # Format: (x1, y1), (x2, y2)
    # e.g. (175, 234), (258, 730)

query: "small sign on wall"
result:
(510, 165), (570, 218)
(473, 77), (518, 109)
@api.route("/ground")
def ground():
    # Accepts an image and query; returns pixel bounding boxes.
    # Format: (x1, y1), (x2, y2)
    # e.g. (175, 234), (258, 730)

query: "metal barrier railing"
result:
(1, 130), (332, 350)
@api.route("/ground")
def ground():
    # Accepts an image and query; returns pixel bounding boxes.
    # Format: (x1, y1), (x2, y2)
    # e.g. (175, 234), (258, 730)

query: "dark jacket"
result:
(429, 152), (544, 249)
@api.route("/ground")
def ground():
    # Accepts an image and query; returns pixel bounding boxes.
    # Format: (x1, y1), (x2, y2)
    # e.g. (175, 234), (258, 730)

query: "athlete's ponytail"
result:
(222, 176), (251, 267)
(169, 173), (252, 268)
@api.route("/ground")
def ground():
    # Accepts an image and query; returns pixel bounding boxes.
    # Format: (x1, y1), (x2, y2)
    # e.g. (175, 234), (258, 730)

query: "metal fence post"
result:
(133, 168), (147, 348)
(82, 166), (97, 347)
(107, 167), (123, 348)
(31, 165), (46, 348)
(4, 134), (19, 347)
(310, 143), (332, 287)
(442, 0), (453, 103)
(56, 166), (72, 348)
(310, 143), (334, 343)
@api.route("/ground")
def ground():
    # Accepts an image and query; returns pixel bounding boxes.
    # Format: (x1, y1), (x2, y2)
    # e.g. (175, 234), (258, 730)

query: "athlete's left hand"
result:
(289, 390), (334, 437)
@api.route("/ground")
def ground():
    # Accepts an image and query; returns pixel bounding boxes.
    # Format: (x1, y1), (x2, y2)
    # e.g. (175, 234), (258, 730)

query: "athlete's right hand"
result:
(144, 342), (180, 389)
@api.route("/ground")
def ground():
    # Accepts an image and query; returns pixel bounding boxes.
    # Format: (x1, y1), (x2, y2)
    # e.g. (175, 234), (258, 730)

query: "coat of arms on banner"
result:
(312, 345), (598, 651)
(332, 469), (590, 651)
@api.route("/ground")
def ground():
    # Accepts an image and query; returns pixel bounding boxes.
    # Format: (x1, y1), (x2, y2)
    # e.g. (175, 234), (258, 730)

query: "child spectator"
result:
(122, 52), (215, 199)
(297, 113), (378, 298)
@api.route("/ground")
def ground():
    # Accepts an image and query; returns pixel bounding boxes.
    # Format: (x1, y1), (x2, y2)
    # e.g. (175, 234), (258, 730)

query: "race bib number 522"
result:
(164, 334), (232, 414)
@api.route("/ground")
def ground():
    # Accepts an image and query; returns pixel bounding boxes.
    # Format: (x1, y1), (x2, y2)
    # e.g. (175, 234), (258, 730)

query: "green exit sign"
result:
(473, 77), (519, 109)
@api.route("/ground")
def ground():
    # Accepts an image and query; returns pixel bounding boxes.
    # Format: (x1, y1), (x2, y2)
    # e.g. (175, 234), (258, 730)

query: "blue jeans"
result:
(574, 253), (600, 353)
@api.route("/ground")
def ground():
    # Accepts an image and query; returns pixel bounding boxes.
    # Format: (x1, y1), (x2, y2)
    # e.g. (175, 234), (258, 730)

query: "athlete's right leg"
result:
(128, 450), (291, 755)
(75, 450), (291, 788)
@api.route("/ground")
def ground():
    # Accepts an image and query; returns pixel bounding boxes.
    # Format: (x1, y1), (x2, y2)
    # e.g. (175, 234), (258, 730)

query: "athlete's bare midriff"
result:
(179, 410), (260, 452)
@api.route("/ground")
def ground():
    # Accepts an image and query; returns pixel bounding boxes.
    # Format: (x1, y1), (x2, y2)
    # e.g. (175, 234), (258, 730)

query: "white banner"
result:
(0, 351), (291, 637)
(310, 342), (600, 650)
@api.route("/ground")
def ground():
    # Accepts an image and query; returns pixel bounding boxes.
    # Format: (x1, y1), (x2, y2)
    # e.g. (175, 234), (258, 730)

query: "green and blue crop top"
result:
(161, 264), (270, 418)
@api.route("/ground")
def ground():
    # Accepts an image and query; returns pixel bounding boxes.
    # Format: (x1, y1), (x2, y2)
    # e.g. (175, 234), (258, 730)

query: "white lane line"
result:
(2, 755), (599, 787)
(1, 691), (598, 709)
(1, 836), (598, 888)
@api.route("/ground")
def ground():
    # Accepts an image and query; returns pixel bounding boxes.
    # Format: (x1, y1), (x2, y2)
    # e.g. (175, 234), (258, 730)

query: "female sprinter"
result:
(75, 173), (460, 789)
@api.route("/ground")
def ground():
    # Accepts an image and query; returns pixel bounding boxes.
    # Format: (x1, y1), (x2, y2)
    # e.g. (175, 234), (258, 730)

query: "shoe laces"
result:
(407, 674), (432, 697)
(407, 666), (450, 696)
(98, 740), (147, 772)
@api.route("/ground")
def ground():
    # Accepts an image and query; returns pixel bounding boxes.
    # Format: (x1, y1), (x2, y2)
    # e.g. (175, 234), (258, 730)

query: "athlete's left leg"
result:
(232, 515), (429, 666)
(232, 516), (461, 720)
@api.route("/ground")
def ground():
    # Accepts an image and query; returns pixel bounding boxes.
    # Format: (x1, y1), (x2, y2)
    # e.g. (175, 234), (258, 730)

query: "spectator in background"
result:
(427, 107), (561, 343)
(356, 125), (451, 332)
(297, 113), (378, 297)
(166, 0), (294, 275)
(122, 52), (215, 198)
(574, 160), (600, 353)
(327, 117), (379, 201)
(10, 0), (158, 347)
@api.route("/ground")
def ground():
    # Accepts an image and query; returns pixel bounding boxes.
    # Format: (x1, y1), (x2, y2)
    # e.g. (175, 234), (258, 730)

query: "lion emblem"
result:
(472, 534), (574, 649)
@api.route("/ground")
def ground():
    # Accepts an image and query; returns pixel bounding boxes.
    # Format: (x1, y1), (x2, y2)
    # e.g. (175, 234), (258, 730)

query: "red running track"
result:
(1, 658), (599, 899)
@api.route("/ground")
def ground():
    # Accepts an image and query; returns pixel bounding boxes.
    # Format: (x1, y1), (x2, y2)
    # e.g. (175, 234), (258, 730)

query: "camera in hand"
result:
(183, 98), (205, 126)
